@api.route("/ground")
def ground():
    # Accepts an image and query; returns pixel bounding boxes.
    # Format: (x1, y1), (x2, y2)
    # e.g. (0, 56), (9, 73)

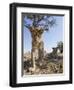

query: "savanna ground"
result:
(23, 58), (63, 75)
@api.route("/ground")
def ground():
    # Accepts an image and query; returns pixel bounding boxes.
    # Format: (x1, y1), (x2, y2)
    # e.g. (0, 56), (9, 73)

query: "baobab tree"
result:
(23, 14), (56, 72)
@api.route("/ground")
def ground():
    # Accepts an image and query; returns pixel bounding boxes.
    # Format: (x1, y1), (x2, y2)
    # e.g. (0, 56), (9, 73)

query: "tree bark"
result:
(30, 28), (44, 71)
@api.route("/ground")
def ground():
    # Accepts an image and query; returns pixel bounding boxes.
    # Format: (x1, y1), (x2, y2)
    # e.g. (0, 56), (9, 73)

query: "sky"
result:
(23, 15), (64, 53)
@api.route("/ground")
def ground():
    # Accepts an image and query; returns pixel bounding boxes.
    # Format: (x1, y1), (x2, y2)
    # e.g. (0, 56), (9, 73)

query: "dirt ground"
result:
(23, 59), (63, 75)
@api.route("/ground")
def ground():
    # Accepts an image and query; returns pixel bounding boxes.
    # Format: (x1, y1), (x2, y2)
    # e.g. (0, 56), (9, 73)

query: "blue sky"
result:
(23, 16), (64, 53)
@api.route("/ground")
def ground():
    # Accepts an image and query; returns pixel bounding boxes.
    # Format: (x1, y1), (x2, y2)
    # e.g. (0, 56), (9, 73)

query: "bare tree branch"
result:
(23, 14), (56, 31)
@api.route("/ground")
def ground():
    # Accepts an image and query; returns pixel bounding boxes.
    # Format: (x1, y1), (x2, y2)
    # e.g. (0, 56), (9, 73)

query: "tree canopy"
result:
(23, 14), (56, 31)
(57, 41), (63, 48)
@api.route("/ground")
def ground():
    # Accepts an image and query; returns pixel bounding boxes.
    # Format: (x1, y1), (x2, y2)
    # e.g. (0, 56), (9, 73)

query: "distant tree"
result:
(57, 41), (63, 53)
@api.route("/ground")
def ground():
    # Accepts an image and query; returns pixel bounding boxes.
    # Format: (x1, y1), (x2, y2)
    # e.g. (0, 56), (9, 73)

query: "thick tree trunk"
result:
(30, 28), (44, 72)
(38, 41), (44, 62)
(31, 38), (44, 71)
(31, 47), (38, 71)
